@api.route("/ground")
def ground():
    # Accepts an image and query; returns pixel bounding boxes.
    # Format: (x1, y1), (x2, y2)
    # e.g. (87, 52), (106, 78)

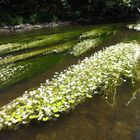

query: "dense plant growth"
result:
(0, 61), (31, 88)
(0, 42), (139, 130)
(0, 30), (83, 55)
(0, 41), (76, 65)
(72, 38), (101, 56)
(72, 25), (118, 56)
(0, 24), (119, 64)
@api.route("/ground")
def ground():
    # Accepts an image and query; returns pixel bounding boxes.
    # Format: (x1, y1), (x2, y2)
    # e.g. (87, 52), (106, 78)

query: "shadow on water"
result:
(0, 23), (140, 140)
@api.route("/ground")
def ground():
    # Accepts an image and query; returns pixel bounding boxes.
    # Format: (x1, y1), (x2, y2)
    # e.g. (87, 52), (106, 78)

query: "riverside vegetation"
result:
(0, 42), (140, 130)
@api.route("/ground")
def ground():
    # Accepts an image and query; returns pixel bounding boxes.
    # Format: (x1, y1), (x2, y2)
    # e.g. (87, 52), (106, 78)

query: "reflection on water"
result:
(0, 23), (140, 140)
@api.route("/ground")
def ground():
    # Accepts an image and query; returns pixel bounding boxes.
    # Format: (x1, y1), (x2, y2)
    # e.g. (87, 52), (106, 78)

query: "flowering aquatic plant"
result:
(71, 26), (118, 56)
(0, 56), (31, 89)
(127, 24), (140, 32)
(0, 42), (140, 130)
(71, 38), (101, 56)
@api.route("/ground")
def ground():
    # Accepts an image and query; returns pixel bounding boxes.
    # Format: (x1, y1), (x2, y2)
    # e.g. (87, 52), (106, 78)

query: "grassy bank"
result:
(0, 42), (140, 130)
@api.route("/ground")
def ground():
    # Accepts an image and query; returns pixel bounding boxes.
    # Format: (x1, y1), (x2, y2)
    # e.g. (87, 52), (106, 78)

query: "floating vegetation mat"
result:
(127, 24), (140, 32)
(0, 42), (140, 130)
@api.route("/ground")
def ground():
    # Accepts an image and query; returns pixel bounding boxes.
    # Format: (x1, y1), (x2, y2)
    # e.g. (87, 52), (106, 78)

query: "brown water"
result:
(0, 23), (140, 140)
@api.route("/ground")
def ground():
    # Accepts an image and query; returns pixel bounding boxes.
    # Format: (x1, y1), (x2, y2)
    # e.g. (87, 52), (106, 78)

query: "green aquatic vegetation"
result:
(0, 30), (83, 55)
(0, 62), (31, 88)
(71, 25), (118, 56)
(79, 26), (117, 39)
(127, 24), (140, 31)
(0, 42), (140, 130)
(0, 41), (76, 65)
(71, 38), (101, 56)
(0, 54), (64, 89)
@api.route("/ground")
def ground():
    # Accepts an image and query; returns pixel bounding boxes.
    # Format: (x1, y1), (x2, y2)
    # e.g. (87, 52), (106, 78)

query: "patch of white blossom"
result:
(0, 42), (140, 130)
(0, 61), (30, 88)
(72, 38), (101, 56)
(127, 24), (140, 31)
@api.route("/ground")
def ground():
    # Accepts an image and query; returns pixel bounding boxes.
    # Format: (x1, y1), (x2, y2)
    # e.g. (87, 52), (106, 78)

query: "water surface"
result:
(0, 23), (140, 140)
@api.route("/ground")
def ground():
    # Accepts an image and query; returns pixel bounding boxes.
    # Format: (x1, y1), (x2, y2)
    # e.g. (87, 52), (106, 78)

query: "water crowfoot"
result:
(0, 42), (140, 130)
(127, 24), (140, 31)
(0, 63), (30, 89)
(71, 26), (118, 56)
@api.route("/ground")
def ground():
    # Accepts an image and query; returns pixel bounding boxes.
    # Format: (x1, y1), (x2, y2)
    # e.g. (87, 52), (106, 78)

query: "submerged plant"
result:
(71, 38), (101, 56)
(79, 26), (117, 39)
(71, 25), (118, 56)
(0, 30), (83, 55)
(0, 41), (76, 65)
(0, 42), (140, 130)
(0, 62), (31, 89)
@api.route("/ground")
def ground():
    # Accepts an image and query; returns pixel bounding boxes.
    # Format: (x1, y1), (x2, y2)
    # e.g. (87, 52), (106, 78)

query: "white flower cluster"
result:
(127, 24), (140, 31)
(72, 38), (101, 56)
(0, 42), (140, 130)
(0, 63), (30, 88)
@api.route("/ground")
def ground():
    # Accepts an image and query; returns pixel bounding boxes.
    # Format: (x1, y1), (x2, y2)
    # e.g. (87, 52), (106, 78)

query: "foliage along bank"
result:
(0, 0), (139, 26)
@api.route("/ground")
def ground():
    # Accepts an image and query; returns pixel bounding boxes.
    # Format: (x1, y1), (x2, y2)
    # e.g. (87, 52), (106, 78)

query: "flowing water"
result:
(0, 23), (140, 140)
